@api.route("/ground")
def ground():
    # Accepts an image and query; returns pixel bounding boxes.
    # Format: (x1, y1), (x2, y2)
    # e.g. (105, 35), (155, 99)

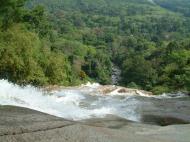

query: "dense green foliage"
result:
(0, 0), (190, 94)
(0, 0), (74, 85)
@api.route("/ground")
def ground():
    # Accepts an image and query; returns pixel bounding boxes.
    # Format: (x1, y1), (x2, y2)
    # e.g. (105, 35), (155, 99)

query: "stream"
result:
(0, 79), (190, 126)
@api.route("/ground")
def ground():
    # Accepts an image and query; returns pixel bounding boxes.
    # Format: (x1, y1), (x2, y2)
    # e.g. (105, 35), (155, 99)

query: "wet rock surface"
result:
(1, 106), (190, 142)
(135, 97), (190, 125)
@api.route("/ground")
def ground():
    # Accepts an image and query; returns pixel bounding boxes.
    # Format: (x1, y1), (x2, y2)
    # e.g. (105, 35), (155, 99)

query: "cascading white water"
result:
(0, 80), (141, 121)
(0, 80), (188, 122)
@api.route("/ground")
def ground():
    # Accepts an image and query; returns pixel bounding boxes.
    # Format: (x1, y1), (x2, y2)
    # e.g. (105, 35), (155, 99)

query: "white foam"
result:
(156, 92), (188, 99)
(1, 79), (185, 122)
(0, 80), (118, 120)
(82, 82), (100, 88)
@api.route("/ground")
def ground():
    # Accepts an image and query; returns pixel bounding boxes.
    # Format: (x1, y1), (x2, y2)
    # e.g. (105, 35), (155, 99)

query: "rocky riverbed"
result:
(0, 80), (190, 142)
(0, 106), (190, 142)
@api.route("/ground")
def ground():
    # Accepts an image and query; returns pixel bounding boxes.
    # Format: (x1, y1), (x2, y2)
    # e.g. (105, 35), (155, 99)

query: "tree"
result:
(122, 55), (157, 90)
(0, 0), (26, 30)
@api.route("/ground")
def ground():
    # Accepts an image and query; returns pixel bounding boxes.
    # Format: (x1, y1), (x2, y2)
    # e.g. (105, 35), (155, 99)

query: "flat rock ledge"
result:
(0, 106), (190, 142)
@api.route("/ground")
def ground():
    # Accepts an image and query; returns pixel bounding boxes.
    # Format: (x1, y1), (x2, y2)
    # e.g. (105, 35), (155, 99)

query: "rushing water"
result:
(0, 79), (189, 125)
(111, 65), (121, 85)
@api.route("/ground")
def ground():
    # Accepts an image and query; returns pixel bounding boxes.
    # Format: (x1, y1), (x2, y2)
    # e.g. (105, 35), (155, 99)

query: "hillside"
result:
(0, 0), (190, 94)
(155, 0), (190, 16)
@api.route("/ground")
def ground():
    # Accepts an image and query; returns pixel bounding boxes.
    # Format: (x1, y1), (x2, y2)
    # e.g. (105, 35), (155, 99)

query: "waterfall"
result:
(111, 65), (121, 85)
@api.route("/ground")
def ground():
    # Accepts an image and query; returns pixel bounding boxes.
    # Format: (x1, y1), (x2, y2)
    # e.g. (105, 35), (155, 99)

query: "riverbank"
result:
(0, 106), (190, 142)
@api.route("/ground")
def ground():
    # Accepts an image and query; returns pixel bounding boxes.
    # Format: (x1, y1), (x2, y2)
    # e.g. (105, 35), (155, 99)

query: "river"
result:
(0, 79), (189, 126)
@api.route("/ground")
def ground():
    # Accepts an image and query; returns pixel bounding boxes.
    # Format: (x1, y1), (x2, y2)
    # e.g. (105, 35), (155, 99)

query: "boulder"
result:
(0, 106), (190, 142)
